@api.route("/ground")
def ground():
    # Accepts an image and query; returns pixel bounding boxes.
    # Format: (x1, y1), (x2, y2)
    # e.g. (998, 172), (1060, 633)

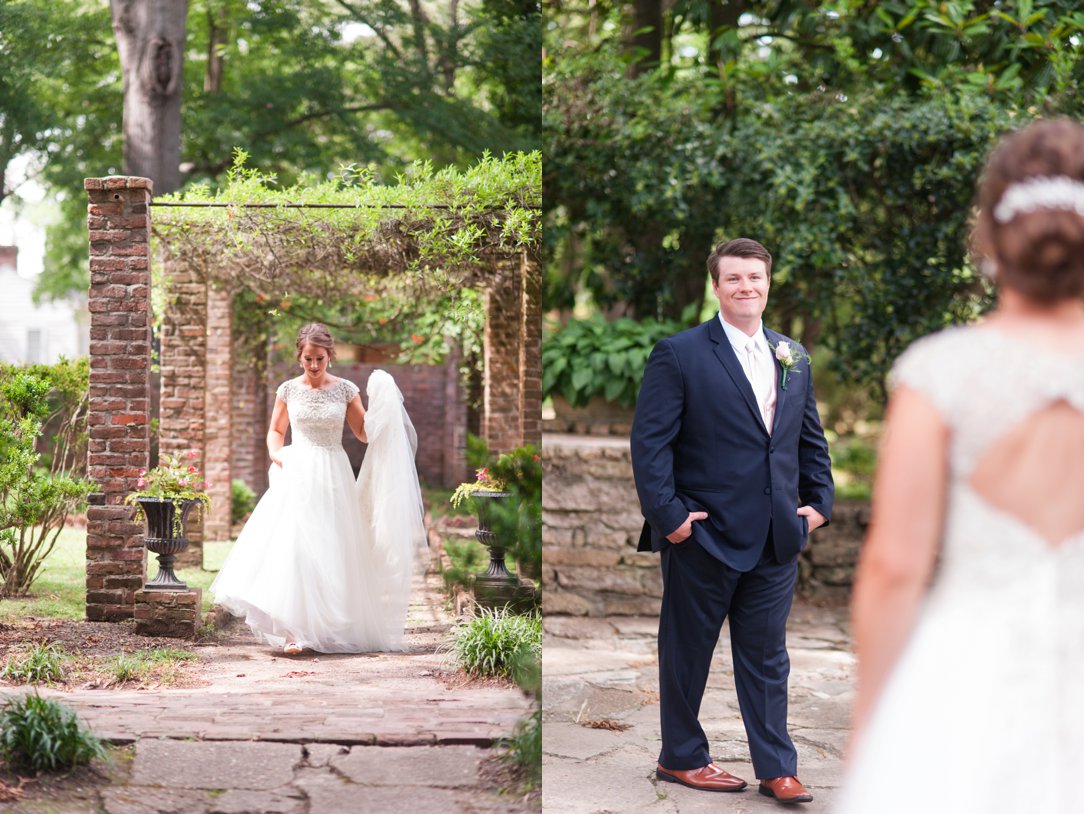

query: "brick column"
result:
(482, 258), (524, 455)
(203, 285), (232, 540)
(84, 176), (153, 622)
(158, 254), (207, 566)
(521, 250), (542, 447)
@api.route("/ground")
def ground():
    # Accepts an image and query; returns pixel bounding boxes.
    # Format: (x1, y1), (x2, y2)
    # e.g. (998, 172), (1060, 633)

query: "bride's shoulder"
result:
(275, 377), (303, 400)
(328, 376), (360, 400)
(890, 324), (982, 401)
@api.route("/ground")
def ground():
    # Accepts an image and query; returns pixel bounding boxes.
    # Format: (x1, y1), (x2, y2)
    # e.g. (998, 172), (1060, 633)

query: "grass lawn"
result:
(0, 528), (234, 622)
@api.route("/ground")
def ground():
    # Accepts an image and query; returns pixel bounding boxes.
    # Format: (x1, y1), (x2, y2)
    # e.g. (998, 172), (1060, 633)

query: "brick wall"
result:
(231, 346), (270, 499)
(83, 176), (153, 622)
(543, 433), (867, 616)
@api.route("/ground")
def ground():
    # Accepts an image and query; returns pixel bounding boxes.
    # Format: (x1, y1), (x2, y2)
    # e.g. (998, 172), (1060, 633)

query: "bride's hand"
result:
(270, 454), (283, 468)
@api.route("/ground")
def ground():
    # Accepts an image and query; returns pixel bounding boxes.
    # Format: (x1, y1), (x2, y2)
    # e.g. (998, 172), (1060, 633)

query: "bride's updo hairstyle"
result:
(295, 323), (335, 362)
(973, 118), (1084, 304)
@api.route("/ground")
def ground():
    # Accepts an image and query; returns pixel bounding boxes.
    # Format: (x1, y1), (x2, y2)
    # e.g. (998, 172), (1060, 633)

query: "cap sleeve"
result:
(888, 328), (963, 419)
(275, 380), (290, 402)
(342, 379), (360, 402)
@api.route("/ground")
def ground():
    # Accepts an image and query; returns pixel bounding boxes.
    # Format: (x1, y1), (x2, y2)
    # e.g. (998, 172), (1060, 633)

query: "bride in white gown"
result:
(211, 323), (426, 654)
(838, 120), (1084, 813)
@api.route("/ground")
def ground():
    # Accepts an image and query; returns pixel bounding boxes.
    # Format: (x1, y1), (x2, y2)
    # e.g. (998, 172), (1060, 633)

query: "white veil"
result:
(355, 369), (427, 647)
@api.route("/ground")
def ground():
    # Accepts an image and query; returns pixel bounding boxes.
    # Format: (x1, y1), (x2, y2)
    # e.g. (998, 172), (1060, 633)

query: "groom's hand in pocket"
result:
(667, 512), (708, 543)
(797, 505), (826, 532)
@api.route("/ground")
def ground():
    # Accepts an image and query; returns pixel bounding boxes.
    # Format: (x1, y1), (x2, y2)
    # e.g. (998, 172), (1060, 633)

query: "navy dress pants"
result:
(657, 536), (799, 778)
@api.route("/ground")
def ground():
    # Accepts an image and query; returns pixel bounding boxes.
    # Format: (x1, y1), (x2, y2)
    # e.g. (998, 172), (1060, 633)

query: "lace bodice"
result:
(275, 378), (359, 449)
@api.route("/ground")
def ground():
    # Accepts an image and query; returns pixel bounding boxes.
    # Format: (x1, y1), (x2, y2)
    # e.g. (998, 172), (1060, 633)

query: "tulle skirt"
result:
(211, 443), (404, 653)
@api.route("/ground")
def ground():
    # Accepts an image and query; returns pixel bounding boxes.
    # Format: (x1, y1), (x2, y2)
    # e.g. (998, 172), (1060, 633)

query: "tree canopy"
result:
(2, 0), (540, 302)
(544, 0), (1084, 390)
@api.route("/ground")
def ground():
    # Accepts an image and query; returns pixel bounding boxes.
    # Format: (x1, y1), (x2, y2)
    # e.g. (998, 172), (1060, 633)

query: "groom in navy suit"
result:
(631, 238), (834, 804)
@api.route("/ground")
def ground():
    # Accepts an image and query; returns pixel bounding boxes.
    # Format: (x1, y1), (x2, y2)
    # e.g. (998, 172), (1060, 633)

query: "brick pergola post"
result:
(521, 250), (542, 447)
(203, 284), (233, 540)
(482, 257), (524, 455)
(481, 251), (542, 455)
(158, 253), (207, 565)
(84, 176), (153, 622)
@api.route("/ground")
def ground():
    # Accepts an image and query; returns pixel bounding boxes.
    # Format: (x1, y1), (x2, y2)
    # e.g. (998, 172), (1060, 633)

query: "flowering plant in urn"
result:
(125, 451), (211, 532)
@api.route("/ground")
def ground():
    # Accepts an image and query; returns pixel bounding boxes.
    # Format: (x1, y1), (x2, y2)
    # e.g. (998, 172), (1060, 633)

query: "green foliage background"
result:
(544, 0), (1084, 392)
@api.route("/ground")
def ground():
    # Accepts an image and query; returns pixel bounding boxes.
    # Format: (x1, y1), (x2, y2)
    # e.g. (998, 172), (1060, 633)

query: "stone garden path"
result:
(0, 566), (535, 814)
(542, 601), (853, 813)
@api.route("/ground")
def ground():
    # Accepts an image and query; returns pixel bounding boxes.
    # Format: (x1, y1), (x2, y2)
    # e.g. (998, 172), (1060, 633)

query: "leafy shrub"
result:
(231, 479), (257, 525)
(503, 706), (541, 790)
(449, 607), (541, 681)
(0, 360), (95, 596)
(0, 693), (104, 773)
(542, 310), (693, 408)
(0, 642), (67, 684)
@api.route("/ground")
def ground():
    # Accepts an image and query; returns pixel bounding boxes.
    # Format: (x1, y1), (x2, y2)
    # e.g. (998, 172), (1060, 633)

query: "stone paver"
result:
(542, 600), (854, 813)
(0, 566), (535, 814)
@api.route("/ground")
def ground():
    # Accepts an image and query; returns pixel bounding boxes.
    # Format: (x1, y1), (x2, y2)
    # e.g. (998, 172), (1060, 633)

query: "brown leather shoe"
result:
(656, 763), (747, 792)
(759, 775), (813, 803)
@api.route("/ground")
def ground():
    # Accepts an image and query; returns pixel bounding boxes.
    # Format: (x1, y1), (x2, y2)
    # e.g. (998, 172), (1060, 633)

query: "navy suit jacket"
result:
(630, 316), (834, 572)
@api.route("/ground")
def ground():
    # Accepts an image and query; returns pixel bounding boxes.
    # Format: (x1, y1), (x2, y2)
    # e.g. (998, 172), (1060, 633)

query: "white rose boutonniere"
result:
(769, 340), (810, 390)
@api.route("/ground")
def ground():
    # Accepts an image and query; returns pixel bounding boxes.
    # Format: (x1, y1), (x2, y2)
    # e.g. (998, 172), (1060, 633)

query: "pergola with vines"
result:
(83, 153), (541, 622)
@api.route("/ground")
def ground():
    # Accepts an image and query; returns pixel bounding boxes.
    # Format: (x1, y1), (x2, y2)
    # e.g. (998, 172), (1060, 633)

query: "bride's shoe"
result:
(283, 642), (302, 655)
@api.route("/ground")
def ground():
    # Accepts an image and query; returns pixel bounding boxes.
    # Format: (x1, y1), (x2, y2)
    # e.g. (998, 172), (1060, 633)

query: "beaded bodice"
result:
(275, 378), (359, 449)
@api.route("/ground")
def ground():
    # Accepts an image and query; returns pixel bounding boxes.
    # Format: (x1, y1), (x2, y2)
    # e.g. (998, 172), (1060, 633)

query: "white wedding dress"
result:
(210, 371), (426, 653)
(837, 325), (1084, 814)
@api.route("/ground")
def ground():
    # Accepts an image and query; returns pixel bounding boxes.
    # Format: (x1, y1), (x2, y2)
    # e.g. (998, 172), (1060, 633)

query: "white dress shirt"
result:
(719, 315), (777, 432)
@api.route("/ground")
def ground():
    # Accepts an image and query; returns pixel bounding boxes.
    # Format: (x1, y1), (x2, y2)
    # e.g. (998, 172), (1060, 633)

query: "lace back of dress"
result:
(968, 399), (1084, 547)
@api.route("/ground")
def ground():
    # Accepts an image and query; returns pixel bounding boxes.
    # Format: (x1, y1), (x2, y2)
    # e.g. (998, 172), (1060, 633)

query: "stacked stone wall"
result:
(542, 433), (868, 616)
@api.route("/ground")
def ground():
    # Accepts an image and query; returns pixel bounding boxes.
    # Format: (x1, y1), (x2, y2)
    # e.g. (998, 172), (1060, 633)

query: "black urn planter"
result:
(136, 497), (199, 591)
(471, 491), (536, 611)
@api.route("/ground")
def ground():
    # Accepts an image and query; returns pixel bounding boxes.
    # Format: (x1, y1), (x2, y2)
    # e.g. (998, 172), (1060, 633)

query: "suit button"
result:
(769, 446), (775, 454)
(763, 487), (771, 495)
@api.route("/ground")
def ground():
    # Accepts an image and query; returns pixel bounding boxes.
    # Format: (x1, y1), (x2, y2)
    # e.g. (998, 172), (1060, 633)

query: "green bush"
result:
(0, 359), (95, 596)
(231, 479), (257, 525)
(503, 706), (541, 790)
(1, 641), (67, 684)
(449, 607), (541, 681)
(0, 693), (104, 773)
(543, 312), (693, 408)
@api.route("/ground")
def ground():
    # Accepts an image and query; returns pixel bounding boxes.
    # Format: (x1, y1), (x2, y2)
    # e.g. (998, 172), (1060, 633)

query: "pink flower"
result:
(137, 478), (146, 489)
(202, 481), (210, 489)
(186, 451), (197, 459)
(179, 478), (188, 486)
(139, 469), (147, 477)
(188, 466), (196, 473)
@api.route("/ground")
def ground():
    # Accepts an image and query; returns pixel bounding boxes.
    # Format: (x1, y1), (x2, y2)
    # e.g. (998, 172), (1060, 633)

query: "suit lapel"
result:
(763, 327), (790, 426)
(706, 318), (769, 435)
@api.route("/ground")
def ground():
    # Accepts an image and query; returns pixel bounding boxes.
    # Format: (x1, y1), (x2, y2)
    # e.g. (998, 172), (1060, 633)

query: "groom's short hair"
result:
(707, 238), (773, 283)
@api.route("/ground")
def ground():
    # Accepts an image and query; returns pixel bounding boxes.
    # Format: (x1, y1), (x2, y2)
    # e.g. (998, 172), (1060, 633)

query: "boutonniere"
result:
(768, 340), (809, 390)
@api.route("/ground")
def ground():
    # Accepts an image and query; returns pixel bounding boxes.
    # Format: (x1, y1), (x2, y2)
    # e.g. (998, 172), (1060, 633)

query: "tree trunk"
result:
(204, 2), (228, 93)
(110, 0), (188, 195)
(625, 0), (662, 77)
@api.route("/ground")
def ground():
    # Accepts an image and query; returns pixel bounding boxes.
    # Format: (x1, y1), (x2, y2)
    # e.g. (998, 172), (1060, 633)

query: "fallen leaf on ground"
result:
(582, 719), (632, 731)
(282, 671), (317, 678)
